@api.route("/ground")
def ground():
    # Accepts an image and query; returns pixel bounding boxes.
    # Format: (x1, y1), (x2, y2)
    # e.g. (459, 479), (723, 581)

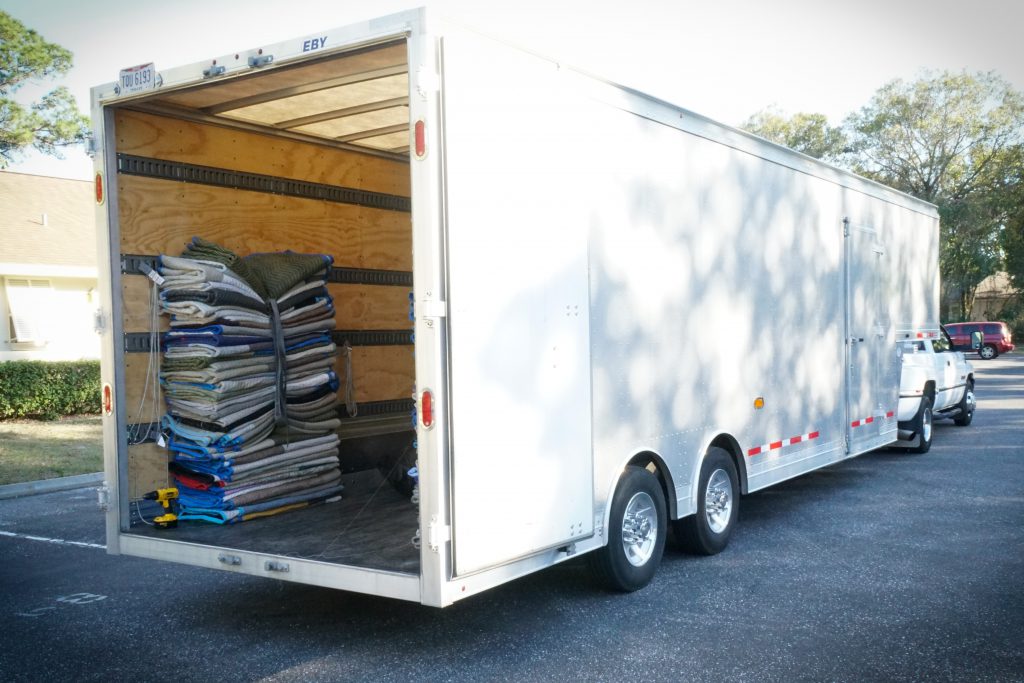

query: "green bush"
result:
(0, 360), (101, 420)
(995, 300), (1024, 345)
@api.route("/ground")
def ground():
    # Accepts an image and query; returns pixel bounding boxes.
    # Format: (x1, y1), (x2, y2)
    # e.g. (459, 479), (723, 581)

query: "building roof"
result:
(0, 171), (96, 275)
(975, 271), (1017, 298)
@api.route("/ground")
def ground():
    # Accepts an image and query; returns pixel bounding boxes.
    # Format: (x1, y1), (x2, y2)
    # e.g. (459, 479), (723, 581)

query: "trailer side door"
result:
(440, 32), (595, 576)
(845, 217), (898, 452)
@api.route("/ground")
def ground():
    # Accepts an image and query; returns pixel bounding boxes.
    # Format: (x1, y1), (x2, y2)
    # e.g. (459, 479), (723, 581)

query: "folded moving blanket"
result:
(157, 238), (344, 526)
(181, 236), (332, 301)
(172, 432), (339, 463)
(177, 484), (344, 524)
(177, 467), (341, 509)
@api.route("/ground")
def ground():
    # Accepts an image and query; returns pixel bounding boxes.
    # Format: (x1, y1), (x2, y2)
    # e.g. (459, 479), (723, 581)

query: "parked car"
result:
(944, 321), (1015, 360)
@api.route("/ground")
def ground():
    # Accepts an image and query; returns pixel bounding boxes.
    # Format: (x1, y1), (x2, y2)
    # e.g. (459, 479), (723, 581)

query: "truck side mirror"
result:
(971, 330), (983, 350)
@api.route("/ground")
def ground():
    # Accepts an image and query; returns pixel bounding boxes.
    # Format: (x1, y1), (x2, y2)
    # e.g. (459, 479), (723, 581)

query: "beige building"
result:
(970, 271), (1020, 321)
(0, 171), (99, 361)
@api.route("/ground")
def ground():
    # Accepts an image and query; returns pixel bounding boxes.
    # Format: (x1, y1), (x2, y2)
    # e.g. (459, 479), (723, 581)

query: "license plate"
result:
(118, 63), (157, 95)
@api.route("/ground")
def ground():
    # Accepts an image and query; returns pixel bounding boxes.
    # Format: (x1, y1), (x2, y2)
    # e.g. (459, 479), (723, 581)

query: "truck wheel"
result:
(910, 396), (934, 453)
(674, 447), (739, 555)
(979, 345), (997, 360)
(953, 381), (975, 427)
(589, 466), (666, 592)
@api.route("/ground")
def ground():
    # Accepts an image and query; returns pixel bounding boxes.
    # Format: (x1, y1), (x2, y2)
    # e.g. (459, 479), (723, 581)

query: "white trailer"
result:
(92, 8), (940, 607)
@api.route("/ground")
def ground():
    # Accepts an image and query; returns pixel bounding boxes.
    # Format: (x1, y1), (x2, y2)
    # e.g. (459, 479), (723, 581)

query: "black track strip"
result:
(124, 329), (412, 353)
(124, 333), (158, 353)
(325, 267), (413, 287)
(117, 153), (411, 212)
(125, 398), (415, 443)
(333, 330), (413, 347)
(338, 398), (415, 419)
(121, 253), (412, 287)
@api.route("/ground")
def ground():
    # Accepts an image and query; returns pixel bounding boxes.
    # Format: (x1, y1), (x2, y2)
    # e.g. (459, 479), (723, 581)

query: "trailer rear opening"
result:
(104, 38), (424, 578)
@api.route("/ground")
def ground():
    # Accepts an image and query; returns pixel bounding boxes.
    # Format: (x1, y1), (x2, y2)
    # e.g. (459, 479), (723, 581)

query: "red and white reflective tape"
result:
(851, 410), (895, 428)
(747, 431), (820, 457)
(915, 331), (938, 339)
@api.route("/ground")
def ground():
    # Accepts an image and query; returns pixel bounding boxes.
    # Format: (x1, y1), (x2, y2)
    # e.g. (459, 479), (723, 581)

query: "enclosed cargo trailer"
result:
(93, 8), (940, 607)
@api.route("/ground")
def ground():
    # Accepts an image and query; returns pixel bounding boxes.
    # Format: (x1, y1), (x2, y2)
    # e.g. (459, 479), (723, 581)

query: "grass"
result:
(0, 416), (103, 485)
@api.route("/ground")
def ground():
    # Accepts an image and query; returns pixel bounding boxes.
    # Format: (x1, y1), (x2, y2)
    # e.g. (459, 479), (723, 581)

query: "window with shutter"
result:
(4, 278), (53, 343)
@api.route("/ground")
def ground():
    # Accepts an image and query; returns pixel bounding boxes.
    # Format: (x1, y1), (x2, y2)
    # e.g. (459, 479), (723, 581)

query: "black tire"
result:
(379, 436), (418, 498)
(910, 395), (934, 453)
(674, 447), (739, 555)
(953, 381), (975, 427)
(979, 344), (997, 360)
(589, 466), (666, 592)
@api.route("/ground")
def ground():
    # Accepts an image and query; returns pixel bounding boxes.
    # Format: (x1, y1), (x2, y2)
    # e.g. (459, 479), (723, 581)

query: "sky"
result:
(2, 0), (1023, 180)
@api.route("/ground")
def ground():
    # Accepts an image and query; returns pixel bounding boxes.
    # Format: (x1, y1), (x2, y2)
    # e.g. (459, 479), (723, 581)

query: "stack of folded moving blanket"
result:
(155, 237), (344, 524)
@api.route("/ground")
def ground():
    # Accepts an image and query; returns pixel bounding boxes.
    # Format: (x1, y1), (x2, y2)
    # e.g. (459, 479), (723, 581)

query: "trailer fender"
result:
(685, 433), (746, 518)
(601, 450), (676, 540)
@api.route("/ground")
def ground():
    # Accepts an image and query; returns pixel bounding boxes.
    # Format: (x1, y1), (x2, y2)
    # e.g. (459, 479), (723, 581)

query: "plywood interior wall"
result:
(116, 109), (415, 459)
(128, 443), (170, 499)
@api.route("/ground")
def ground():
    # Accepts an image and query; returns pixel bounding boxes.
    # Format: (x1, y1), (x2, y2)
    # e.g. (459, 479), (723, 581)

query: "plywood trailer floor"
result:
(110, 39), (421, 575)
(129, 469), (421, 573)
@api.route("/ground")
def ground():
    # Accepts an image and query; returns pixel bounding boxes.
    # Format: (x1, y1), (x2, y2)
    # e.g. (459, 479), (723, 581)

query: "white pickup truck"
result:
(897, 328), (976, 452)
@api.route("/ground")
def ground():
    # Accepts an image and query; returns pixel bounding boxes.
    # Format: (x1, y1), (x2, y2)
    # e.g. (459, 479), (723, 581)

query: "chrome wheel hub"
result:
(922, 406), (933, 442)
(621, 491), (657, 567)
(705, 469), (733, 534)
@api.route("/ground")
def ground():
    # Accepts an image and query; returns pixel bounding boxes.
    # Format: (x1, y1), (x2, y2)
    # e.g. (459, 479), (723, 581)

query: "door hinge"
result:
(420, 299), (447, 318)
(85, 133), (98, 158)
(428, 516), (450, 553)
(248, 54), (273, 68)
(416, 66), (439, 100)
(420, 299), (447, 328)
(97, 485), (110, 511)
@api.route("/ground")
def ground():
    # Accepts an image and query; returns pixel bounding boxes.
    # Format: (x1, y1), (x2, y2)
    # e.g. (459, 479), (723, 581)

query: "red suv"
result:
(944, 321), (1015, 360)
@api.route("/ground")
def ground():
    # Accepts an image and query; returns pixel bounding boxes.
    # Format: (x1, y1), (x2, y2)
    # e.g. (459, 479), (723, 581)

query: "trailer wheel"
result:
(589, 466), (666, 592)
(953, 381), (975, 427)
(909, 396), (933, 453)
(674, 447), (739, 555)
(979, 344), (997, 360)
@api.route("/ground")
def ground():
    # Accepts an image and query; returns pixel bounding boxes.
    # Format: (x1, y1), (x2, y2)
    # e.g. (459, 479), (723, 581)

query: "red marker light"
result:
(414, 120), (426, 158)
(421, 389), (433, 428)
(95, 172), (104, 205)
(102, 383), (113, 416)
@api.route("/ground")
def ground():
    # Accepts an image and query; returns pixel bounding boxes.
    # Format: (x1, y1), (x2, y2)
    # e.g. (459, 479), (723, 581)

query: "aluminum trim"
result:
(118, 533), (422, 602)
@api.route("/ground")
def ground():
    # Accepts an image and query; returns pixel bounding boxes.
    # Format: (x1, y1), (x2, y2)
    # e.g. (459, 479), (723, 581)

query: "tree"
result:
(996, 145), (1024, 341)
(741, 107), (847, 161)
(842, 71), (1024, 319)
(0, 11), (89, 167)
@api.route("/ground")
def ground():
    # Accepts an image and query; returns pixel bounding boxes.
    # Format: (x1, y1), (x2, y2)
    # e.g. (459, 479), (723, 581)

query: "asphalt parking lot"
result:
(1, 355), (1021, 682)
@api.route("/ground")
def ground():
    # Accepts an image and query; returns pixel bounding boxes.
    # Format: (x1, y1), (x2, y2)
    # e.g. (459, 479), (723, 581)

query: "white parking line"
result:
(0, 530), (104, 549)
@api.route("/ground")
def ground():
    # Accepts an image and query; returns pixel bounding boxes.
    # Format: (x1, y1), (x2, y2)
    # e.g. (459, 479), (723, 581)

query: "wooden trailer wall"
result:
(115, 110), (414, 497)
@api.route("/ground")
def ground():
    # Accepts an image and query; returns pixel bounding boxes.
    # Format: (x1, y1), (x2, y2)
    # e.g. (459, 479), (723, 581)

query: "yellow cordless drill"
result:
(142, 487), (179, 529)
